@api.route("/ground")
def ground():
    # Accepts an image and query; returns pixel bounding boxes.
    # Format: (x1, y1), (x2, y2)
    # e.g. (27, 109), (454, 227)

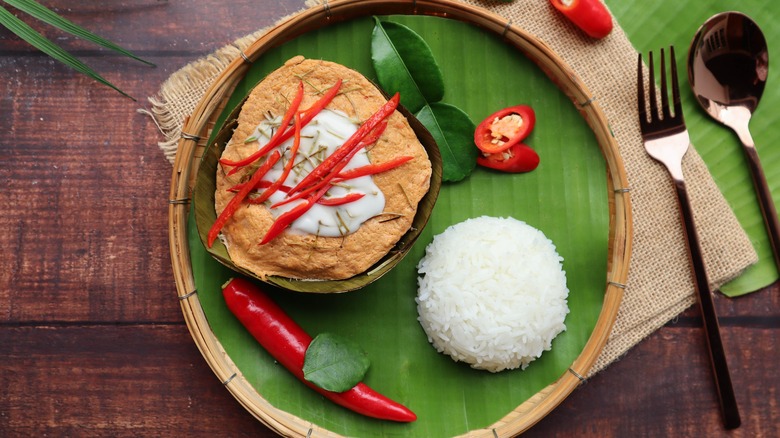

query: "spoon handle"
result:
(742, 142), (780, 273)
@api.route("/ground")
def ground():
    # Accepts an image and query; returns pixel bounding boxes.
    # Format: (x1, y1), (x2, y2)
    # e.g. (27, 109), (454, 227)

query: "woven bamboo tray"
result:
(168, 0), (632, 436)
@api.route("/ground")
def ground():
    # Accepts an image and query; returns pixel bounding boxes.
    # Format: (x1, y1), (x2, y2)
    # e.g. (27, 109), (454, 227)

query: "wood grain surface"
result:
(1, 1), (777, 436)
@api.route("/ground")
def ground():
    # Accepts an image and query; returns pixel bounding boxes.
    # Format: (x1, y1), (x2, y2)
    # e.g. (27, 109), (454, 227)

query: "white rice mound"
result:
(416, 216), (570, 373)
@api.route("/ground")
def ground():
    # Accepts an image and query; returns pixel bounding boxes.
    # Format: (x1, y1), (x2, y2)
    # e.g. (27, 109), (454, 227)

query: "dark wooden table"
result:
(1, 1), (777, 436)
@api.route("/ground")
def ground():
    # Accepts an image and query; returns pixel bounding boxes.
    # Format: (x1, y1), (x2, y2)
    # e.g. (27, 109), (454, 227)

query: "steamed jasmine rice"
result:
(416, 216), (569, 372)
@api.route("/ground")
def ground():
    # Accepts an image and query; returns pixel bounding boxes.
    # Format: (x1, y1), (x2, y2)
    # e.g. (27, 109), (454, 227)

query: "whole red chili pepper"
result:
(221, 277), (417, 422)
(477, 143), (540, 173)
(549, 0), (613, 39)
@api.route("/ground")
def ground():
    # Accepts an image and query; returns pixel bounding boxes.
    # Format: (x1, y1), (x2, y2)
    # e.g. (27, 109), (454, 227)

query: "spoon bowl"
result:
(688, 12), (767, 119)
(688, 11), (780, 272)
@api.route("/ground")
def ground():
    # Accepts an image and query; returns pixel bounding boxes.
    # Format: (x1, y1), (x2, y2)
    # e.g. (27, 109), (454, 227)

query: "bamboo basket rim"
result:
(167, 0), (633, 436)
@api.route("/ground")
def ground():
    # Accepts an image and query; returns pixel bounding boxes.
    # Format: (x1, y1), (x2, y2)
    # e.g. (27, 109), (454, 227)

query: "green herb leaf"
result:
(3, 0), (154, 66)
(0, 6), (132, 99)
(371, 17), (444, 113)
(416, 103), (477, 182)
(303, 333), (370, 392)
(371, 17), (476, 182)
(0, 0), (155, 98)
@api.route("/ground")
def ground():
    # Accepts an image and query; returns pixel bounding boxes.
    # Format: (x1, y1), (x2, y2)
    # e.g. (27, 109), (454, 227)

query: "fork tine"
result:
(637, 53), (646, 126)
(670, 45), (683, 121)
(648, 51), (659, 123)
(660, 48), (671, 120)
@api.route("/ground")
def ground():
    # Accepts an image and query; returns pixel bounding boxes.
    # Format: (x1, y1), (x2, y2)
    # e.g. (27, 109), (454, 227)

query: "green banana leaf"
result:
(610, 0), (780, 296)
(190, 15), (609, 437)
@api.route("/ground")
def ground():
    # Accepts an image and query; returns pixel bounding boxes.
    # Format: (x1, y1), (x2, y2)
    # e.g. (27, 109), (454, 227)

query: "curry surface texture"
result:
(215, 56), (432, 281)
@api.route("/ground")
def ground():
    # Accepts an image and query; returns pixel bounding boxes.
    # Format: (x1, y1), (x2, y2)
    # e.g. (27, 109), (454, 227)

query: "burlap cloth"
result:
(142, 0), (757, 375)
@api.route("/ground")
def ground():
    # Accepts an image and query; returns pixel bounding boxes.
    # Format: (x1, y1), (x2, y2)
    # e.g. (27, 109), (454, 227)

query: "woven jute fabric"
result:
(143, 0), (757, 375)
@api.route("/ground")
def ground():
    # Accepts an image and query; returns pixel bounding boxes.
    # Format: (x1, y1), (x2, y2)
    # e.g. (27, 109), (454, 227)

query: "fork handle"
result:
(674, 179), (742, 429)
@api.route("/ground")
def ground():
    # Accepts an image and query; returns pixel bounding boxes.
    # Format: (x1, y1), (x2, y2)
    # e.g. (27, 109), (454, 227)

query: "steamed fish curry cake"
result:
(210, 56), (432, 281)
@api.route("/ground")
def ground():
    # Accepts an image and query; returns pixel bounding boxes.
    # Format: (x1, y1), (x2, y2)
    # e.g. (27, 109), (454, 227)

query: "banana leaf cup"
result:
(192, 97), (442, 293)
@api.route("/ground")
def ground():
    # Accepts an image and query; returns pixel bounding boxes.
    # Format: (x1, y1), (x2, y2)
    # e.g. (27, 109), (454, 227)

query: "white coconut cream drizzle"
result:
(248, 109), (385, 237)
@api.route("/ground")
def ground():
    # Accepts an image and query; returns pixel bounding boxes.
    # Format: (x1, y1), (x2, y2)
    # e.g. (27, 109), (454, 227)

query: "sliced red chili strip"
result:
(207, 150), (282, 247)
(298, 79), (343, 123)
(287, 93), (399, 196)
(245, 183), (293, 204)
(270, 109), (389, 209)
(309, 182), (332, 203)
(356, 119), (388, 150)
(271, 143), (370, 209)
(260, 183), (331, 245)
(270, 179), (325, 209)
(277, 138), (369, 206)
(221, 277), (417, 422)
(220, 80), (341, 172)
(230, 180), (294, 195)
(227, 181), (246, 193)
(334, 155), (414, 182)
(230, 179), (268, 193)
(317, 192), (365, 206)
(259, 199), (311, 245)
(221, 81), (304, 174)
(250, 112), (303, 204)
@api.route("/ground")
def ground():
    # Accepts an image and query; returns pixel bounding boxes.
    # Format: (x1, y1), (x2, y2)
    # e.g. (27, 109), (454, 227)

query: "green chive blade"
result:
(3, 0), (155, 66)
(0, 6), (134, 99)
